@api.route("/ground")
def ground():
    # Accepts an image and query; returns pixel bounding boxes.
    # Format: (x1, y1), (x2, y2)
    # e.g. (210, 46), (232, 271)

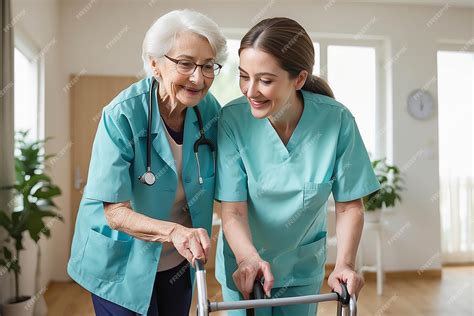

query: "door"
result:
(69, 75), (137, 244)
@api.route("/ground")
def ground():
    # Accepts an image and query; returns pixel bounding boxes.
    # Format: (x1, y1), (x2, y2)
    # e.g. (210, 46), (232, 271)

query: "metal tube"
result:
(195, 260), (208, 316)
(209, 293), (339, 312)
(349, 294), (357, 316)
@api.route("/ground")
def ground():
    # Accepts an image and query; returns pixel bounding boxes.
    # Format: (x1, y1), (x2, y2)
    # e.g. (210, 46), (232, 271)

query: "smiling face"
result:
(153, 31), (216, 108)
(239, 48), (306, 119)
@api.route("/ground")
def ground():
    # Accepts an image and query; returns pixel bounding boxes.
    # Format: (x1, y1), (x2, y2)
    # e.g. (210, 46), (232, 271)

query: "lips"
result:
(182, 86), (203, 95)
(249, 98), (269, 109)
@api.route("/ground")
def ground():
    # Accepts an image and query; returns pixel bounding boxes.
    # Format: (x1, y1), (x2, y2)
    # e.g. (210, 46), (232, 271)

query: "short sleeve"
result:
(83, 109), (134, 203)
(331, 110), (381, 202)
(215, 110), (248, 202)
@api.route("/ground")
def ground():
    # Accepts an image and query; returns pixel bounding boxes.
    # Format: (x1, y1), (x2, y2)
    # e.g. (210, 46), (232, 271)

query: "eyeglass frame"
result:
(164, 55), (222, 79)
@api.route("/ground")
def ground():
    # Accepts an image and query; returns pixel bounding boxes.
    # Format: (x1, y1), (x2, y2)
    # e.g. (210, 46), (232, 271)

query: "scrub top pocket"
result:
(81, 226), (133, 282)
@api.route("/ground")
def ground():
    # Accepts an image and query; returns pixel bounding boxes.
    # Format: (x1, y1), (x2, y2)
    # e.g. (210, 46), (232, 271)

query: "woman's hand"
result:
(169, 225), (211, 265)
(327, 265), (364, 299)
(232, 255), (274, 299)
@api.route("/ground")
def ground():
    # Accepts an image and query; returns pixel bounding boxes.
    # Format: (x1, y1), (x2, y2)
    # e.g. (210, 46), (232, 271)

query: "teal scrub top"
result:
(67, 77), (219, 314)
(215, 90), (381, 290)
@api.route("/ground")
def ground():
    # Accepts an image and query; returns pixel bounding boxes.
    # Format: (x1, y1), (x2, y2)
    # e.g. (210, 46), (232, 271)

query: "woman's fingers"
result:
(188, 233), (205, 261)
(328, 274), (343, 294)
(197, 228), (211, 261)
(346, 272), (364, 298)
(181, 248), (194, 263)
(243, 266), (257, 296)
(232, 270), (248, 300)
(259, 262), (274, 296)
(171, 225), (210, 264)
(328, 267), (364, 299)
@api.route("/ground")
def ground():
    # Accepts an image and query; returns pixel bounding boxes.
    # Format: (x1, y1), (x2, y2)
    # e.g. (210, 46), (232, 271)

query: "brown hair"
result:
(239, 17), (334, 99)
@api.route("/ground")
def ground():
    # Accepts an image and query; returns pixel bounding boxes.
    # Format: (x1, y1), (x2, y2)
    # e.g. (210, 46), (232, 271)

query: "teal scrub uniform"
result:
(67, 77), (219, 315)
(215, 90), (381, 315)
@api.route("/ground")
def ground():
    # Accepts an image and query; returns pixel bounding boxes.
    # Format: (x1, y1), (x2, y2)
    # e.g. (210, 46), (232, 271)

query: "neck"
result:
(269, 91), (304, 133)
(157, 81), (186, 120)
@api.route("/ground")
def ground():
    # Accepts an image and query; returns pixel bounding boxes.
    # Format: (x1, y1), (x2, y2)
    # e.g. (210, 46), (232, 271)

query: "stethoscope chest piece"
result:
(139, 170), (156, 186)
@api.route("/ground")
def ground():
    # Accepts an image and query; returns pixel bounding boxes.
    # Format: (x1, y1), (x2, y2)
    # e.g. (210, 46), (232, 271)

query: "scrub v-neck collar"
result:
(262, 91), (310, 158)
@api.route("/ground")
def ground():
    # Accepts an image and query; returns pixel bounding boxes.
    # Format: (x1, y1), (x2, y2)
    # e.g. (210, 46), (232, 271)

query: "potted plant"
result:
(363, 158), (404, 223)
(0, 131), (62, 316)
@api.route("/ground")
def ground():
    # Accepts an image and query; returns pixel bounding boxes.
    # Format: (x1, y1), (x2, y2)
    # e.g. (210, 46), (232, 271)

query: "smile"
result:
(249, 98), (269, 109)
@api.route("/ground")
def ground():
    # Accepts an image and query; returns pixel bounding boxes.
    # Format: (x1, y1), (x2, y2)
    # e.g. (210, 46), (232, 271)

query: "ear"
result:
(294, 70), (309, 90)
(149, 58), (161, 77)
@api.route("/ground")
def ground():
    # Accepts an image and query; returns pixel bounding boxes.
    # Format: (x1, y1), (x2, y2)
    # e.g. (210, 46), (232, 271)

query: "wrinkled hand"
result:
(327, 265), (364, 299)
(232, 255), (274, 299)
(170, 225), (210, 265)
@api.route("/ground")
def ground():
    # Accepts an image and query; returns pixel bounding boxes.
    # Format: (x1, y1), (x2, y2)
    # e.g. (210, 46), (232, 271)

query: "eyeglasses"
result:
(164, 55), (222, 79)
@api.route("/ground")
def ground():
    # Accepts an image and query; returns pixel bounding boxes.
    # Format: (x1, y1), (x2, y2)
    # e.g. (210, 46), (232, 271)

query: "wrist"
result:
(165, 222), (179, 243)
(335, 261), (355, 270)
(236, 249), (261, 266)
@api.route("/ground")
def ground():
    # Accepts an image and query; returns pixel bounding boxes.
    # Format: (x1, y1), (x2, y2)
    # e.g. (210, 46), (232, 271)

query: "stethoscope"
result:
(139, 78), (216, 186)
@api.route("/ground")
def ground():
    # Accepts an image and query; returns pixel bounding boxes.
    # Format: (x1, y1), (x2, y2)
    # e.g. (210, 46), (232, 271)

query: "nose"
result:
(189, 66), (205, 85)
(246, 80), (259, 98)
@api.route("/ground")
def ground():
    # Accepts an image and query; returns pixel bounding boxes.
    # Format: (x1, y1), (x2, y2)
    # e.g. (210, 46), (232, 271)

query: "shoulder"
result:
(218, 96), (251, 124)
(302, 90), (355, 121)
(102, 77), (150, 121)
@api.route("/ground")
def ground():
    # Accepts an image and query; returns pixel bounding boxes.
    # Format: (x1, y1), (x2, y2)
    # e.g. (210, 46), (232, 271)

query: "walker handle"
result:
(251, 279), (266, 300)
(334, 282), (357, 316)
(334, 282), (350, 305)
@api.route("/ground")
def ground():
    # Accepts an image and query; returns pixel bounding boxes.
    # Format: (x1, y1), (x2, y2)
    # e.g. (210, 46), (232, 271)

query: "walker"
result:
(195, 259), (357, 316)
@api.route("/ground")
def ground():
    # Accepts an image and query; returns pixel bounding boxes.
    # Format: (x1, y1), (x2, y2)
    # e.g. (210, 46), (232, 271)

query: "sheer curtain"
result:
(0, 0), (15, 302)
(438, 51), (474, 264)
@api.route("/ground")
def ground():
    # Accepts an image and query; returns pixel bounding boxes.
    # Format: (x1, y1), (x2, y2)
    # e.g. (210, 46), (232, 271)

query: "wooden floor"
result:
(44, 266), (473, 315)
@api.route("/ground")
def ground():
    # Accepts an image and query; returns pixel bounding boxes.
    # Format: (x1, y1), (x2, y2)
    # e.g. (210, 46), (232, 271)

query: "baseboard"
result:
(324, 264), (442, 280)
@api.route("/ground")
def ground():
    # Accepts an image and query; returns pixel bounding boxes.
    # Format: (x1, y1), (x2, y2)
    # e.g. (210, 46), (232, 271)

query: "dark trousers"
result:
(91, 260), (192, 316)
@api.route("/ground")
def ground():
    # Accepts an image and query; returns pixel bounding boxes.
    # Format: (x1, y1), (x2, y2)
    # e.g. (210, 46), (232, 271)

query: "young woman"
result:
(215, 17), (380, 315)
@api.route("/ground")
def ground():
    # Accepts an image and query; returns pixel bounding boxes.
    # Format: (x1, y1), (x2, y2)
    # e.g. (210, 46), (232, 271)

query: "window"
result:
(313, 42), (321, 76)
(327, 45), (377, 155)
(437, 50), (474, 263)
(209, 39), (242, 106)
(14, 47), (40, 141)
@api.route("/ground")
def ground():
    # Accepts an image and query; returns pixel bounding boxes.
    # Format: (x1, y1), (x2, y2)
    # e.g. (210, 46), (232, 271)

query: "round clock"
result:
(407, 89), (435, 120)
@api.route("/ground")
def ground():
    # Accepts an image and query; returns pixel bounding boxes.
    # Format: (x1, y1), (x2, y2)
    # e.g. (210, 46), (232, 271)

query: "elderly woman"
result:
(68, 10), (226, 316)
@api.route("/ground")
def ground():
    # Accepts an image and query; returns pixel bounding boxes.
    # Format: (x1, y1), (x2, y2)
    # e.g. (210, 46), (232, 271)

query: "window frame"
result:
(14, 26), (43, 140)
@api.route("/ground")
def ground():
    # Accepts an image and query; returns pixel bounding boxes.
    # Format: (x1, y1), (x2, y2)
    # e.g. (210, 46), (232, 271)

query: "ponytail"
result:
(302, 75), (335, 99)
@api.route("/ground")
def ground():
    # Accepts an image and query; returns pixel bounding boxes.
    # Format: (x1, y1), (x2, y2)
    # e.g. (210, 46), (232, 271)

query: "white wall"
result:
(9, 0), (474, 289)
(8, 0), (62, 299)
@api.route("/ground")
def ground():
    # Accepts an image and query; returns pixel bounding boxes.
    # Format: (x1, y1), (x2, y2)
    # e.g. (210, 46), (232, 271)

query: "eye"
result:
(260, 79), (272, 85)
(178, 60), (194, 69)
(239, 74), (250, 81)
(203, 63), (214, 71)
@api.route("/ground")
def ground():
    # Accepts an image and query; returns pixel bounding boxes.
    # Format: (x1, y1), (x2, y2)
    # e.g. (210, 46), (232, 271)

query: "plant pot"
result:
(1, 296), (35, 316)
(364, 209), (382, 223)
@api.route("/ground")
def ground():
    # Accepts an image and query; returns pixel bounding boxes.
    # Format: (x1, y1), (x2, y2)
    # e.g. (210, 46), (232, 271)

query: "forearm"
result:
(334, 203), (364, 269)
(104, 202), (177, 243)
(221, 202), (259, 264)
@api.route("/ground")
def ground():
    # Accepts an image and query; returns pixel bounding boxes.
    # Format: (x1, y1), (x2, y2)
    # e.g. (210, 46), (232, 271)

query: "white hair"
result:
(142, 9), (227, 77)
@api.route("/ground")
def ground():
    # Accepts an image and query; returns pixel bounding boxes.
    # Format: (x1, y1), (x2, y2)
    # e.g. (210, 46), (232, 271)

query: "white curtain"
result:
(0, 0), (15, 302)
(440, 176), (474, 263)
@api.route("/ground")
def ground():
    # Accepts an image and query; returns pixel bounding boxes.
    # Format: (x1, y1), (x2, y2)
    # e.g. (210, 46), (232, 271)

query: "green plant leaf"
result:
(33, 185), (61, 199)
